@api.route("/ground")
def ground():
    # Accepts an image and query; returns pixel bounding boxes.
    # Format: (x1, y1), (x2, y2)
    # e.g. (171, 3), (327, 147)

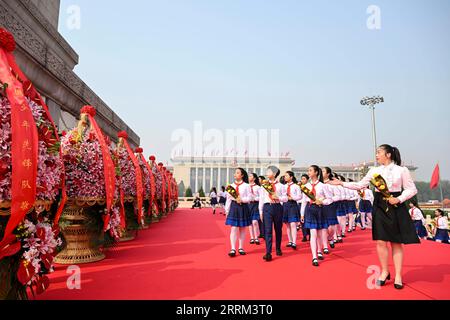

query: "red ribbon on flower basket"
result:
(149, 156), (159, 214)
(81, 106), (116, 231)
(0, 28), (67, 227)
(164, 167), (172, 208)
(118, 131), (143, 224)
(136, 149), (155, 216)
(0, 33), (38, 246)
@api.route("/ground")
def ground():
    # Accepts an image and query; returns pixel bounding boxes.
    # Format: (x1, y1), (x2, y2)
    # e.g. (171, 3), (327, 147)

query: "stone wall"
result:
(0, 0), (140, 147)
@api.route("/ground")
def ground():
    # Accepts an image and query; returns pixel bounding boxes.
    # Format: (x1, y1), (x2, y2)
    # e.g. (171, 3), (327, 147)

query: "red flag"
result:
(430, 164), (440, 190)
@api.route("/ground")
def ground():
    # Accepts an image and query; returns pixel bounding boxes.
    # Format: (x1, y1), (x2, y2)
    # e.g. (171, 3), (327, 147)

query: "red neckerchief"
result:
(311, 180), (319, 197)
(287, 182), (293, 198)
(250, 183), (255, 195)
(235, 181), (243, 197)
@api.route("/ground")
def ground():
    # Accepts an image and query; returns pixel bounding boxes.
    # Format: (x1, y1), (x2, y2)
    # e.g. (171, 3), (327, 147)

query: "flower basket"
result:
(57, 106), (119, 263)
(0, 28), (64, 299)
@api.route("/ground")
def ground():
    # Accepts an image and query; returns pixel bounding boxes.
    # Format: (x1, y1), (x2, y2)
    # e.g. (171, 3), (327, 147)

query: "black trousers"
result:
(263, 203), (283, 254)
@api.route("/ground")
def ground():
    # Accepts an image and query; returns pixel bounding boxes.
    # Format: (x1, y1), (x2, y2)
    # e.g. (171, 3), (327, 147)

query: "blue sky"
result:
(58, 0), (450, 181)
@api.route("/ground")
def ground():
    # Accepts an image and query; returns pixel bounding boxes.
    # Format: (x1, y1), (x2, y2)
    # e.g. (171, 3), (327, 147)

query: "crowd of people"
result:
(204, 144), (449, 290)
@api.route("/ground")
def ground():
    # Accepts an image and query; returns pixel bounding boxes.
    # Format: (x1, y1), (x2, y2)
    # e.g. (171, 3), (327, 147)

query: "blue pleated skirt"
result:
(304, 204), (328, 230)
(226, 201), (251, 227)
(248, 202), (260, 221)
(336, 201), (347, 217)
(347, 200), (357, 214)
(435, 228), (449, 242)
(323, 203), (339, 226)
(413, 220), (427, 238)
(283, 201), (300, 223)
(359, 199), (373, 213)
(219, 196), (226, 204)
(211, 197), (218, 205)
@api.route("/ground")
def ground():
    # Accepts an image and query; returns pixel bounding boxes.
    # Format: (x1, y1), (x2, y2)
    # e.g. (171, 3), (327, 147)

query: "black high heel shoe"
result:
(394, 283), (404, 290)
(376, 273), (391, 286)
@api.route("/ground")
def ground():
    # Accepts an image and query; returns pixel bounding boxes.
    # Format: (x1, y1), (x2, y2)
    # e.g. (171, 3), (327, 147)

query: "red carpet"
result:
(37, 208), (450, 300)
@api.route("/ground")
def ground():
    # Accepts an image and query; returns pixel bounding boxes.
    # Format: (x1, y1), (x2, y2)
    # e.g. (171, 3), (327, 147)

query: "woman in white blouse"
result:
(328, 144), (419, 290)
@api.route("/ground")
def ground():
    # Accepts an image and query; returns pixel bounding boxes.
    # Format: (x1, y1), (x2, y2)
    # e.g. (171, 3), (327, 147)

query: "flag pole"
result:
(437, 162), (444, 209)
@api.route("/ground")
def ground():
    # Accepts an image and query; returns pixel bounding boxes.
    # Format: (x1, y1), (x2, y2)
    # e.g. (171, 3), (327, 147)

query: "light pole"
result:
(361, 96), (384, 167)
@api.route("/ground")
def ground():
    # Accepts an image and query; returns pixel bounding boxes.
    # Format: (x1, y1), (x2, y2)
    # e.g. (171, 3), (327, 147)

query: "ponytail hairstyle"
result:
(285, 171), (298, 184)
(435, 209), (445, 217)
(348, 178), (354, 182)
(310, 165), (324, 183)
(267, 165), (281, 179)
(337, 175), (346, 182)
(323, 167), (334, 181)
(221, 186), (225, 192)
(251, 173), (261, 186)
(211, 187), (217, 194)
(379, 144), (402, 166)
(236, 167), (249, 184)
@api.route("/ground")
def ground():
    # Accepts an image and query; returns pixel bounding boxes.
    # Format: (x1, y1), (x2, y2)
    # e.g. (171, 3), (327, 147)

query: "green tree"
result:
(178, 181), (186, 197)
(415, 180), (450, 202)
(198, 186), (205, 197)
(185, 187), (193, 197)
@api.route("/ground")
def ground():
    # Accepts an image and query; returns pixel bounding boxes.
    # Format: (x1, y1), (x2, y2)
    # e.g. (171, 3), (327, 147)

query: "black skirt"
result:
(372, 192), (420, 244)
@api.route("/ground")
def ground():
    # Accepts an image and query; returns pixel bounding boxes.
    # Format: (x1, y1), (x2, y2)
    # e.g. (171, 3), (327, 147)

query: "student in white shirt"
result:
(300, 165), (331, 267)
(408, 203), (427, 240)
(434, 209), (449, 243)
(209, 187), (218, 215)
(259, 166), (287, 262)
(283, 171), (302, 250)
(248, 173), (262, 245)
(225, 168), (252, 257)
(328, 144), (419, 290)
(359, 187), (374, 230)
(322, 167), (340, 249)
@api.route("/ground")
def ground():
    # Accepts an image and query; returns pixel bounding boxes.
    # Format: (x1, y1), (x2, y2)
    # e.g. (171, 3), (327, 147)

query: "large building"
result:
(0, 0), (139, 146)
(172, 156), (294, 195)
(171, 156), (418, 196)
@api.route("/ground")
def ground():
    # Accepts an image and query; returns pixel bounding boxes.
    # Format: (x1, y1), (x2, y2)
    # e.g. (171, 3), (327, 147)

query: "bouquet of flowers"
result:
(0, 97), (63, 203)
(117, 147), (137, 198)
(61, 129), (106, 199)
(261, 180), (275, 196)
(299, 184), (316, 202)
(370, 173), (397, 211)
(226, 185), (238, 199)
(151, 157), (163, 200)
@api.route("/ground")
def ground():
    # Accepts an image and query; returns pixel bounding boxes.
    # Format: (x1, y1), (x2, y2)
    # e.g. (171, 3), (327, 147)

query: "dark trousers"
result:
(263, 203), (283, 254)
(302, 224), (310, 239)
(258, 219), (264, 237)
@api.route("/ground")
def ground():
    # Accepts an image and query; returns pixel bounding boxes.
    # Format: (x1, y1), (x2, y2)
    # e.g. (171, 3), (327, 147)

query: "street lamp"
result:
(360, 95), (384, 167)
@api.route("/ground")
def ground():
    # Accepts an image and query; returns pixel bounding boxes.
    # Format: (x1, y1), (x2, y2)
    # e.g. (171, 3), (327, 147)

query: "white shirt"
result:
(300, 181), (332, 217)
(437, 216), (449, 230)
(258, 181), (288, 215)
(218, 191), (225, 198)
(409, 207), (425, 224)
(209, 191), (217, 198)
(225, 182), (251, 214)
(323, 180), (341, 204)
(285, 182), (303, 202)
(249, 183), (261, 202)
(343, 163), (417, 204)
